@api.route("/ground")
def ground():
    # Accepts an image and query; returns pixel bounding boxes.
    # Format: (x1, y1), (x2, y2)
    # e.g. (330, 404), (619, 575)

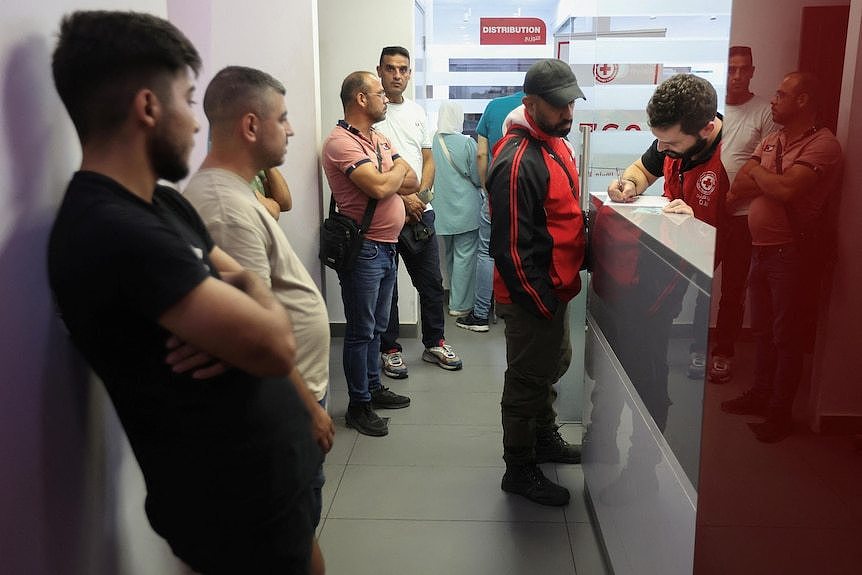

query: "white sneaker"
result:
(421, 340), (463, 370)
(381, 350), (408, 379)
(687, 352), (706, 379)
(709, 355), (732, 383)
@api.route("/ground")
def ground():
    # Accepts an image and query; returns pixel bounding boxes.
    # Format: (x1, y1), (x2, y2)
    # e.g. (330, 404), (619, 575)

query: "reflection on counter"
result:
(585, 194), (712, 488)
(581, 193), (715, 575)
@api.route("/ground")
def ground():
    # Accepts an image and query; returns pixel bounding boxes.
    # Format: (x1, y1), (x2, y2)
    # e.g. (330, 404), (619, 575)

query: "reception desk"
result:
(582, 192), (715, 575)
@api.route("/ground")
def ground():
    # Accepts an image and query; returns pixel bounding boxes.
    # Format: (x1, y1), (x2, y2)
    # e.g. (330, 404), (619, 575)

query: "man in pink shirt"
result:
(322, 71), (419, 436)
(721, 72), (842, 443)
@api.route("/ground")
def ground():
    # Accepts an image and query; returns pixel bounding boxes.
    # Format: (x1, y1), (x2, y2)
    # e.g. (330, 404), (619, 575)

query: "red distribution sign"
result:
(480, 18), (546, 45)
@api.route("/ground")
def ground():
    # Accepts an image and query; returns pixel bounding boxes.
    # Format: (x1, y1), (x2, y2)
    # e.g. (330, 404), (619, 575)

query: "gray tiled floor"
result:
(318, 313), (610, 574)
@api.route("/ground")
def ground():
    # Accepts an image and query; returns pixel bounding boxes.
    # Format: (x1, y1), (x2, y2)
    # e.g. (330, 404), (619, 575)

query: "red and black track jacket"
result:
(487, 108), (586, 319)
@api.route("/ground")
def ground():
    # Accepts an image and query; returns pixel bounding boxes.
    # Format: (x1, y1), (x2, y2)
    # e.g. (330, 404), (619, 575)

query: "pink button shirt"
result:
(322, 124), (406, 243)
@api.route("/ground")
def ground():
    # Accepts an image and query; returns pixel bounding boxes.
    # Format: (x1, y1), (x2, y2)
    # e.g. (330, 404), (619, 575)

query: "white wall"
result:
(0, 2), (326, 573)
(729, 0), (860, 427)
(810, 0), (862, 425)
(318, 0), (416, 324)
(171, 0), (324, 288)
(0, 3), (178, 574)
(729, 0), (849, 99)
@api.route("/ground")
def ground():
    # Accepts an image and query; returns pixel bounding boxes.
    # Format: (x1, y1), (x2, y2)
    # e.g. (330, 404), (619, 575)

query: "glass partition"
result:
(570, 4), (730, 575)
(587, 195), (713, 487)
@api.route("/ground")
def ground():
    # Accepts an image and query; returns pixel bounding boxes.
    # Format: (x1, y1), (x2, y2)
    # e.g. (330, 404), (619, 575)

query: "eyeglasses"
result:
(363, 91), (386, 100)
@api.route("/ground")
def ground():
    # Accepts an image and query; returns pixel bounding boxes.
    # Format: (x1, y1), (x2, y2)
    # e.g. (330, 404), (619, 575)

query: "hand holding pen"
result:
(608, 167), (638, 203)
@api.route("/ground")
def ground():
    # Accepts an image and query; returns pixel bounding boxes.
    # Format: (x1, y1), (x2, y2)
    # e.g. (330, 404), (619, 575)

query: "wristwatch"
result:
(418, 188), (434, 203)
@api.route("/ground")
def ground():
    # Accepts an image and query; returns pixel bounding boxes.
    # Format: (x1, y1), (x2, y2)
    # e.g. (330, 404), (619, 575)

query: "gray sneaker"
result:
(687, 352), (706, 379)
(422, 340), (463, 370)
(381, 350), (408, 379)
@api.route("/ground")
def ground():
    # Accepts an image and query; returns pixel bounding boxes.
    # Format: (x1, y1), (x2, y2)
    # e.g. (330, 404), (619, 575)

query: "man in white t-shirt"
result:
(374, 46), (463, 377)
(710, 46), (777, 383)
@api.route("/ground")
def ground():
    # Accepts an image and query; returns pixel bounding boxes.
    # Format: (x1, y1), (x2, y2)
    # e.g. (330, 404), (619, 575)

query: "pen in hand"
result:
(612, 168), (633, 203)
(614, 168), (637, 203)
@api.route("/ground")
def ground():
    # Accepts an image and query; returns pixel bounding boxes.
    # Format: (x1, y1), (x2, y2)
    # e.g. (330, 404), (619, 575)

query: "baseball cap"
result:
(524, 59), (586, 106)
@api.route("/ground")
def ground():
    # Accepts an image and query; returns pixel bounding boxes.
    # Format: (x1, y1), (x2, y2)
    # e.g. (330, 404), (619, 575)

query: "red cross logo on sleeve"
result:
(697, 170), (718, 196)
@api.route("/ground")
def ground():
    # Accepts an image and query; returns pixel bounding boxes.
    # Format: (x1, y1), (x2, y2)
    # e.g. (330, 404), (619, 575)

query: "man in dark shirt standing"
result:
(48, 11), (319, 574)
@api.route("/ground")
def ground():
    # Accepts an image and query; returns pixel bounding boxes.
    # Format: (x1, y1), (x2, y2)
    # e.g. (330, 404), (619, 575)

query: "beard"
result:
(257, 141), (287, 170)
(665, 135), (707, 161)
(536, 116), (572, 138)
(374, 105), (388, 123)
(149, 125), (190, 183)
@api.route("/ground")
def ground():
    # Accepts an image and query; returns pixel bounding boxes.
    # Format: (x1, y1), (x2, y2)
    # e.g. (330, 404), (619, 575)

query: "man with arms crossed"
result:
(49, 12), (318, 574)
(712, 45), (777, 383)
(721, 72), (842, 443)
(488, 59), (586, 506)
(322, 71), (419, 437)
(183, 66), (334, 574)
(374, 46), (463, 377)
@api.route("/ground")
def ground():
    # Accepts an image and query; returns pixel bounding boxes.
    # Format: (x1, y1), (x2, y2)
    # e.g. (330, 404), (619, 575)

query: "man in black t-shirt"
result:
(49, 12), (318, 574)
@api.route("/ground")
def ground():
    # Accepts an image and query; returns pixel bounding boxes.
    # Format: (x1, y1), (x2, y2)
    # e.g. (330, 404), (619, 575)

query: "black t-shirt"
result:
(48, 171), (318, 535)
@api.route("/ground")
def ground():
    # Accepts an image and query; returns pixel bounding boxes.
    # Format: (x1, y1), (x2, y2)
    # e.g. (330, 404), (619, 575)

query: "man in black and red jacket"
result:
(487, 59), (586, 507)
(608, 73), (729, 381)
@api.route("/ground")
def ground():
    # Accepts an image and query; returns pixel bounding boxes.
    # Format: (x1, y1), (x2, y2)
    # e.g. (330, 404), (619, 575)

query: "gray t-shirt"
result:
(184, 168), (330, 400)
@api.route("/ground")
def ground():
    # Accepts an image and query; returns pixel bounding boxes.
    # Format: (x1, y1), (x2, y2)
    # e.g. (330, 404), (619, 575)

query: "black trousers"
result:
(497, 301), (571, 465)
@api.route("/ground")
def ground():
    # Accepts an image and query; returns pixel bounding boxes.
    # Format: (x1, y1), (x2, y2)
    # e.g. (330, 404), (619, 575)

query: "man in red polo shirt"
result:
(721, 72), (842, 442)
(322, 71), (419, 437)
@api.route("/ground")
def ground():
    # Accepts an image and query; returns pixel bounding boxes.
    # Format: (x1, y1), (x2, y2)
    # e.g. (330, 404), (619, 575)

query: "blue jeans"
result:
(691, 215), (751, 356)
(381, 209), (445, 350)
(713, 215), (752, 357)
(474, 190), (494, 320)
(749, 243), (803, 420)
(339, 240), (398, 403)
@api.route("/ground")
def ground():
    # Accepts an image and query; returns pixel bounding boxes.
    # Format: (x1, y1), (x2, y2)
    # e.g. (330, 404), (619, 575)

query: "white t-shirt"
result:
(722, 95), (776, 215)
(374, 98), (433, 209)
(184, 168), (331, 400)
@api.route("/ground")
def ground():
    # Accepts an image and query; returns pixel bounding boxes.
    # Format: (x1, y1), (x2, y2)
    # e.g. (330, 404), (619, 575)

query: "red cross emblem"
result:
(593, 63), (619, 84)
(697, 170), (718, 196)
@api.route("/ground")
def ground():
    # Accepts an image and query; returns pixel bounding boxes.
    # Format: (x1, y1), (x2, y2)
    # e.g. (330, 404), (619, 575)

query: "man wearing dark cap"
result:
(487, 58), (586, 506)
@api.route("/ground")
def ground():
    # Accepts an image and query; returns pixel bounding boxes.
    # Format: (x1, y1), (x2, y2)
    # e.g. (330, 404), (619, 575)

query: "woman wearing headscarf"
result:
(432, 101), (483, 317)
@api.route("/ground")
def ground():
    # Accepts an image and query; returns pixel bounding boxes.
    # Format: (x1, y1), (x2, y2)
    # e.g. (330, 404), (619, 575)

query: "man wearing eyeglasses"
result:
(721, 72), (842, 443)
(322, 71), (419, 437)
(374, 46), (464, 380)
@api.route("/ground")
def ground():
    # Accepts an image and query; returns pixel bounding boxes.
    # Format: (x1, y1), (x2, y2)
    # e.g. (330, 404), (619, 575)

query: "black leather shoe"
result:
(721, 389), (769, 416)
(535, 427), (582, 464)
(345, 402), (388, 436)
(371, 386), (411, 409)
(749, 419), (792, 443)
(501, 464), (570, 506)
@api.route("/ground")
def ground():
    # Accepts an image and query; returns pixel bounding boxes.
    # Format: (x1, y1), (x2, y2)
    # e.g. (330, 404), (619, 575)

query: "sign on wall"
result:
(480, 17), (546, 45)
